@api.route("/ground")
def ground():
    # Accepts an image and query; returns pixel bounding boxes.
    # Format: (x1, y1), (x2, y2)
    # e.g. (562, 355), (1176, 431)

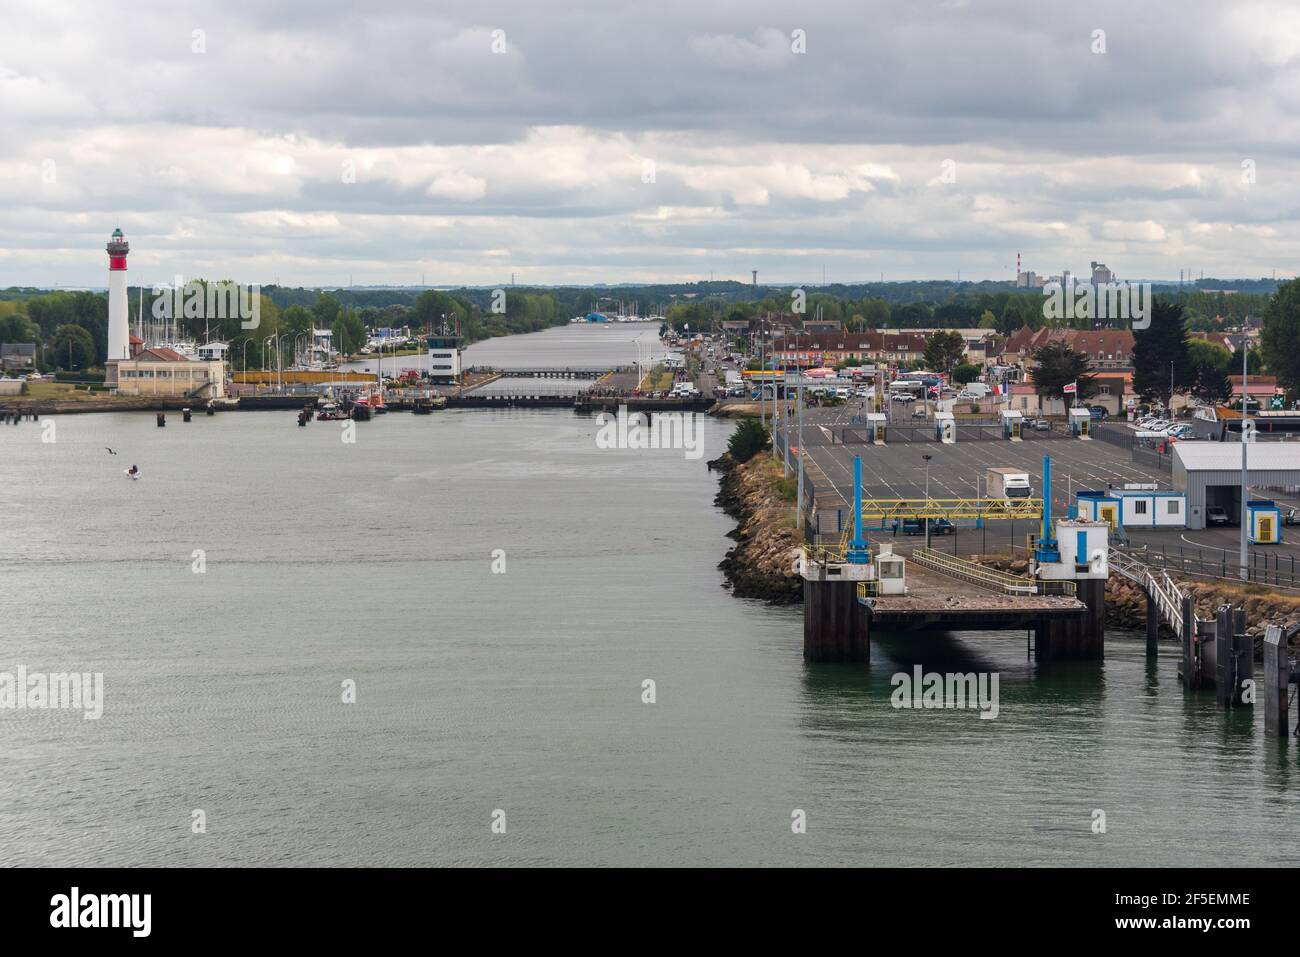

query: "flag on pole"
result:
(1063, 381), (1078, 395)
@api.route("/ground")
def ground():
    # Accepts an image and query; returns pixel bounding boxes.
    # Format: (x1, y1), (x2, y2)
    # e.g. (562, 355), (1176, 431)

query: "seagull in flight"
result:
(105, 448), (117, 455)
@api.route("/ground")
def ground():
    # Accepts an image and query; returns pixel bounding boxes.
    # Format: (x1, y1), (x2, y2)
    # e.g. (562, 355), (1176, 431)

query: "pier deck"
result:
(865, 563), (1085, 632)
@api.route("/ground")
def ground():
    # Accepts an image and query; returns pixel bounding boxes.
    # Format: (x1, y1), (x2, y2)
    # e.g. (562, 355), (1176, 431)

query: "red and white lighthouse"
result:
(105, 228), (130, 387)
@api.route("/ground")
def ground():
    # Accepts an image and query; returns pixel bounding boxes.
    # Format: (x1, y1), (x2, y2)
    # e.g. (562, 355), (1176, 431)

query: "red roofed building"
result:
(112, 347), (226, 398)
(768, 331), (929, 368)
(1228, 375), (1279, 407)
(1002, 326), (1135, 371)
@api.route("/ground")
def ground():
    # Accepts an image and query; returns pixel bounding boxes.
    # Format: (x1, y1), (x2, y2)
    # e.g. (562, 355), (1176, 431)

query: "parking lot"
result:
(791, 426), (1300, 566)
(800, 429), (1159, 510)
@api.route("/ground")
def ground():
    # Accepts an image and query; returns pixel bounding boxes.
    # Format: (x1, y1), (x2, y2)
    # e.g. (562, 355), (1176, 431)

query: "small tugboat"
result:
(317, 401), (347, 421)
(412, 394), (446, 414)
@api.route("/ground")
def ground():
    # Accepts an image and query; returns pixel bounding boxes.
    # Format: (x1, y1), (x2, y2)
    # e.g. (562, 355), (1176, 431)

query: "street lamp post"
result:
(797, 352), (805, 531)
(1240, 343), (1250, 580)
(923, 453), (933, 548)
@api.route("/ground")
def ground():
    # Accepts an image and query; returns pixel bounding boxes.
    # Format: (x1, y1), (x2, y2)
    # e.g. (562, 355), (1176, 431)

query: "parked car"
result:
(1206, 506), (1232, 526)
(1284, 507), (1300, 526)
(1028, 418), (1051, 431)
(912, 406), (928, 418)
(901, 518), (954, 535)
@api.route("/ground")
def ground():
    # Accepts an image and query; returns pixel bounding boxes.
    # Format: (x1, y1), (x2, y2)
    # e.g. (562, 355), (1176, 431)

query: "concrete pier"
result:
(803, 576), (871, 662)
(1034, 578), (1105, 661)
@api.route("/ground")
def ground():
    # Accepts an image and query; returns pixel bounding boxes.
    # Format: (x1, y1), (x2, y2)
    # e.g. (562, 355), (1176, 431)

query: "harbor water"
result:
(2, 334), (1299, 866)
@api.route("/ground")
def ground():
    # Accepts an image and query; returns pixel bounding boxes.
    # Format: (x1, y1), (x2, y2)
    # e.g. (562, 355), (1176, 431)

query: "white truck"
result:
(986, 467), (1032, 501)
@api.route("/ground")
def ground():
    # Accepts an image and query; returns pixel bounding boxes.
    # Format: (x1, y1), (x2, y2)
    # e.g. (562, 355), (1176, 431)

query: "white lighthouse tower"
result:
(105, 228), (130, 387)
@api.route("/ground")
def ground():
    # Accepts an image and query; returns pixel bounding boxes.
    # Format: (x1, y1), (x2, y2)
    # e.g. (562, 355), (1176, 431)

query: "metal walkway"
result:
(907, 547), (1076, 597)
(855, 498), (1043, 521)
(1111, 548), (1185, 637)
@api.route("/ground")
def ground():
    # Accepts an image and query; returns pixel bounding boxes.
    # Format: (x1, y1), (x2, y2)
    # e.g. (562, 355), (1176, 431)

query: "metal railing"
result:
(801, 531), (850, 565)
(837, 424), (1064, 444)
(858, 497), (1044, 521)
(1110, 548), (1186, 635)
(1119, 542), (1300, 590)
(910, 547), (1076, 597)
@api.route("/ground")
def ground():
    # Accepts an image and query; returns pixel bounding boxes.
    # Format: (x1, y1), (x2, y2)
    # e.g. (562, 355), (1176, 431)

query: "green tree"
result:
(312, 292), (342, 328)
(1186, 338), (1232, 373)
(1032, 340), (1096, 402)
(282, 305), (314, 342)
(727, 418), (770, 463)
(1132, 299), (1192, 407)
(952, 362), (981, 385)
(1262, 278), (1300, 395)
(333, 310), (367, 355)
(414, 289), (464, 333)
(0, 313), (39, 344)
(978, 310), (998, 330)
(860, 298), (890, 329)
(922, 330), (966, 374)
(1190, 360), (1231, 404)
(48, 324), (96, 371)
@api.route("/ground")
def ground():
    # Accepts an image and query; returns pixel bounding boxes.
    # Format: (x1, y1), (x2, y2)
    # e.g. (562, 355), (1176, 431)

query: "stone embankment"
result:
(978, 555), (1300, 638)
(711, 451), (802, 603)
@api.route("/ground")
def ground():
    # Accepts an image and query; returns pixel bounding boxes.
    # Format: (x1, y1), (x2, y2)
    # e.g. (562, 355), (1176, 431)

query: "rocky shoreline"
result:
(711, 451), (803, 603)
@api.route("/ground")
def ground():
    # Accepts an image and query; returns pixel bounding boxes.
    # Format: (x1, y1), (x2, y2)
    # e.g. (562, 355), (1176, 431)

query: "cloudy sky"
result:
(3, 0), (1299, 288)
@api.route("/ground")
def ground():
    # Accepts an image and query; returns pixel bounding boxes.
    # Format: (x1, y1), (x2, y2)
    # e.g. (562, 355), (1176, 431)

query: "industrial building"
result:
(1075, 487), (1187, 529)
(1172, 442), (1300, 529)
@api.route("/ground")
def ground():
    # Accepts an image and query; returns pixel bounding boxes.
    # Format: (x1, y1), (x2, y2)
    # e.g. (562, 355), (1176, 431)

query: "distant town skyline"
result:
(4, 0), (1298, 287)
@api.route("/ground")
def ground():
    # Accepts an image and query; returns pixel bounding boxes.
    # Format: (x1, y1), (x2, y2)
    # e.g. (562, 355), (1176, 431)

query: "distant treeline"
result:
(0, 277), (1283, 373)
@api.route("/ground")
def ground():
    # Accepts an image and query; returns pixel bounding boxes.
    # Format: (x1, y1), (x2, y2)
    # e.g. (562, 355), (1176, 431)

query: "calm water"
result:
(462, 321), (668, 368)
(344, 322), (669, 378)
(2, 349), (1299, 866)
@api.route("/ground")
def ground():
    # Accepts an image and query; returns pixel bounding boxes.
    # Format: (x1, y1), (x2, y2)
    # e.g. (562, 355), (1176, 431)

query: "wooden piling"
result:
(1144, 586), (1159, 657)
(1263, 625), (1289, 738)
